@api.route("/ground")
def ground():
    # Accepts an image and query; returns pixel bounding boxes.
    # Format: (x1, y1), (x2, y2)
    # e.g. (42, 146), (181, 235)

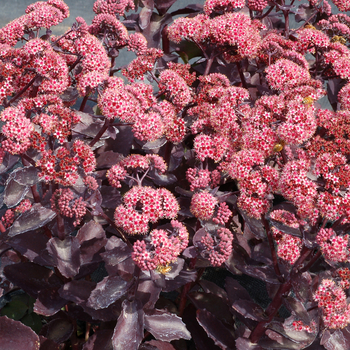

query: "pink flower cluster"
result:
(167, 11), (261, 61)
(37, 141), (96, 186)
(186, 168), (221, 192)
(223, 149), (279, 218)
(0, 0), (69, 46)
(314, 279), (350, 329)
(51, 188), (86, 227)
(1, 199), (32, 229)
(114, 186), (179, 235)
(132, 220), (189, 271)
(200, 228), (233, 266)
(190, 192), (218, 221)
(316, 228), (350, 264)
(93, 0), (134, 17)
(272, 227), (302, 265)
(107, 154), (167, 188)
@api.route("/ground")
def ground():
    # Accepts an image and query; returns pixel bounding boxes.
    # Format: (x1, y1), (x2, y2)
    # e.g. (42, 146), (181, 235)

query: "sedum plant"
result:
(2, 0), (350, 349)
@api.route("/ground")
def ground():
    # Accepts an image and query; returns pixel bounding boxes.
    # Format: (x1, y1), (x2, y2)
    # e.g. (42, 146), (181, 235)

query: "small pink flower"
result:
(190, 192), (218, 221)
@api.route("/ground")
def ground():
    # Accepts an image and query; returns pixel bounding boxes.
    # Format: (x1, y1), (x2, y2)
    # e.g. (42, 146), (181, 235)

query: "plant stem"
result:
(89, 118), (111, 147)
(203, 54), (215, 76)
(79, 93), (89, 112)
(249, 247), (313, 343)
(261, 215), (283, 282)
(236, 61), (248, 89)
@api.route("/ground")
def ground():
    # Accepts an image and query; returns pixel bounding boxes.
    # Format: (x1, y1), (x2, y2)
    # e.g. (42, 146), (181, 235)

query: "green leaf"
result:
(21, 313), (42, 333)
(1, 298), (28, 320)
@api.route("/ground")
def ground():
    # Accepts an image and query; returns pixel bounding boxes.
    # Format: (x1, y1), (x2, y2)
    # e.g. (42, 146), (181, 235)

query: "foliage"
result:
(1, 0), (350, 349)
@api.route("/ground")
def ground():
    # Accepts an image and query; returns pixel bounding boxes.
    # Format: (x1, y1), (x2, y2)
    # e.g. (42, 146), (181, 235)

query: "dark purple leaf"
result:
(96, 151), (124, 169)
(77, 220), (105, 243)
(0, 154), (19, 175)
(112, 299), (144, 350)
(258, 334), (306, 349)
(321, 330), (348, 350)
(148, 168), (177, 186)
(136, 280), (161, 309)
(225, 278), (256, 303)
(4, 177), (29, 208)
(232, 299), (266, 322)
(73, 112), (112, 139)
(39, 336), (60, 350)
(47, 236), (80, 278)
(144, 309), (191, 341)
(142, 137), (167, 150)
(100, 186), (123, 209)
(0, 316), (40, 350)
(77, 221), (107, 265)
(239, 210), (265, 239)
(4, 262), (63, 298)
(41, 318), (74, 344)
(101, 236), (132, 275)
(9, 204), (56, 237)
(11, 166), (40, 186)
(8, 231), (54, 266)
(295, 4), (316, 22)
(162, 268), (197, 292)
(235, 264), (280, 284)
(34, 288), (68, 316)
(328, 78), (345, 110)
(188, 292), (234, 327)
(59, 280), (96, 305)
(154, 0), (177, 14)
(196, 309), (236, 350)
(87, 275), (133, 309)
(182, 304), (221, 350)
(199, 280), (228, 301)
(60, 87), (79, 102)
(182, 246), (198, 258)
(141, 340), (176, 350)
(139, 7), (153, 30)
(236, 337), (262, 350)
(88, 190), (103, 216)
(82, 329), (113, 350)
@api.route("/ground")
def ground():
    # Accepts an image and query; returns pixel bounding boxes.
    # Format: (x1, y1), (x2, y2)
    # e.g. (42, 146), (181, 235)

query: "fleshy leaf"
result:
(142, 340), (176, 349)
(77, 221), (107, 265)
(0, 316), (40, 350)
(87, 275), (133, 309)
(188, 292), (234, 327)
(4, 177), (29, 208)
(59, 280), (96, 305)
(8, 231), (54, 266)
(82, 329), (114, 350)
(11, 166), (40, 186)
(9, 204), (56, 237)
(232, 299), (266, 321)
(236, 338), (262, 350)
(112, 299), (144, 350)
(42, 318), (74, 344)
(144, 309), (191, 341)
(47, 237), (81, 278)
(3, 262), (63, 298)
(196, 309), (236, 350)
